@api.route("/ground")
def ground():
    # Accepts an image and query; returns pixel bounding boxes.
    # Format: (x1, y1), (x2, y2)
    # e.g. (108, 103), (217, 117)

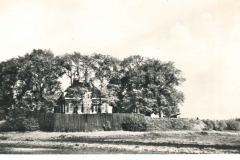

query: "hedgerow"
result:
(145, 117), (204, 131)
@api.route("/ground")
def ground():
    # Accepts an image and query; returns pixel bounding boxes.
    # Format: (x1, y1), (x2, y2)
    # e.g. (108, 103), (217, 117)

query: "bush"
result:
(226, 120), (240, 131)
(122, 116), (147, 131)
(201, 119), (240, 131)
(0, 109), (39, 132)
(103, 121), (111, 131)
(145, 117), (203, 131)
(202, 119), (214, 130)
(211, 120), (219, 130)
(171, 119), (184, 130)
(217, 121), (227, 131)
(1, 117), (39, 132)
(171, 119), (194, 130)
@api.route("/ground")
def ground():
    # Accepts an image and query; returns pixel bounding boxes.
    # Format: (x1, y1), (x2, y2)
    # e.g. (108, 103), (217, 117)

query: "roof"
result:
(57, 79), (102, 101)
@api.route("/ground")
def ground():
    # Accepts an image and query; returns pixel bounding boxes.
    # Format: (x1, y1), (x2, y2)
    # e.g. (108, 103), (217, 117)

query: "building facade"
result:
(56, 79), (112, 114)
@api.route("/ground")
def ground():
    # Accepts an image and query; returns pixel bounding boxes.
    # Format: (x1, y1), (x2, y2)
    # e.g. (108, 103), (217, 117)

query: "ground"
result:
(0, 130), (240, 154)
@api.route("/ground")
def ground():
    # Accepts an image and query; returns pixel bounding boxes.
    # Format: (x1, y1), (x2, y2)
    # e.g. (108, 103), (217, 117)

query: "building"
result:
(55, 79), (112, 114)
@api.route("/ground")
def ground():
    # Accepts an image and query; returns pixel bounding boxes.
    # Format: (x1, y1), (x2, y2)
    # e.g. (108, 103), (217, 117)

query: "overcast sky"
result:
(1, 0), (240, 119)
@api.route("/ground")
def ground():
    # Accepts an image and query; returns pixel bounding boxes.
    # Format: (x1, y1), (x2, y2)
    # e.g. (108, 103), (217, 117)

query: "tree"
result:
(19, 49), (64, 111)
(58, 52), (96, 85)
(139, 58), (185, 116)
(0, 49), (64, 114)
(109, 55), (186, 116)
(56, 53), (76, 85)
(0, 58), (20, 114)
(110, 55), (146, 113)
(91, 53), (121, 107)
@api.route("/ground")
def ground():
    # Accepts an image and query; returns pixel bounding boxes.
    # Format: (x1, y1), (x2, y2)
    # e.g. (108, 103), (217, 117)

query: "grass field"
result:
(1, 130), (240, 154)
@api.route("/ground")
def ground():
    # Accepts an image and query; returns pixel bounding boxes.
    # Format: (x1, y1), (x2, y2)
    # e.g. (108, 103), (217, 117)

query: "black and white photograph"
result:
(0, 0), (240, 155)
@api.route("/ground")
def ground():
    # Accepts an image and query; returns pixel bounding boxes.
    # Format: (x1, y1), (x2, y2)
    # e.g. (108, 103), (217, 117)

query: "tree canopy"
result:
(0, 49), (185, 117)
(109, 55), (186, 116)
(0, 49), (64, 114)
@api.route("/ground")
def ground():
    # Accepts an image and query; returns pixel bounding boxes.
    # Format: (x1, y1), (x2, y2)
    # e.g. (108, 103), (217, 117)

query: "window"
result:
(78, 104), (82, 113)
(65, 104), (69, 113)
(69, 103), (73, 113)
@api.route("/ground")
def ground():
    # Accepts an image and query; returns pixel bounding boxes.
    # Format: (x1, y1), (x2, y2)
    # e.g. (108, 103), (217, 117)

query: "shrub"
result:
(145, 118), (202, 131)
(226, 120), (240, 131)
(201, 119), (240, 131)
(122, 116), (147, 131)
(202, 119), (214, 130)
(103, 121), (111, 131)
(1, 117), (39, 132)
(171, 119), (184, 130)
(23, 118), (39, 131)
(217, 121), (227, 131)
(0, 109), (39, 132)
(211, 120), (219, 130)
(171, 119), (194, 130)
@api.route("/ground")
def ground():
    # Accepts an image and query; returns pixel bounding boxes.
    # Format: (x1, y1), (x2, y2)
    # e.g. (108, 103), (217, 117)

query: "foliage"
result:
(57, 52), (121, 108)
(146, 118), (203, 131)
(91, 53), (121, 106)
(0, 50), (186, 118)
(1, 109), (39, 132)
(0, 58), (19, 114)
(103, 121), (111, 131)
(217, 121), (227, 131)
(171, 119), (194, 130)
(0, 49), (63, 114)
(202, 119), (214, 130)
(57, 52), (95, 85)
(122, 115), (147, 131)
(0, 110), (5, 120)
(202, 119), (239, 131)
(226, 120), (240, 131)
(210, 120), (219, 130)
(109, 55), (185, 116)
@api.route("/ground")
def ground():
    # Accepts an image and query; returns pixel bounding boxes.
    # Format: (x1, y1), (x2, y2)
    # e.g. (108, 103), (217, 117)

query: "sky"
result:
(1, 0), (240, 119)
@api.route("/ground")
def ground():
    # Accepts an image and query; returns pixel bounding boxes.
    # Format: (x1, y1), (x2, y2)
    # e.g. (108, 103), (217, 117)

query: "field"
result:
(1, 130), (240, 154)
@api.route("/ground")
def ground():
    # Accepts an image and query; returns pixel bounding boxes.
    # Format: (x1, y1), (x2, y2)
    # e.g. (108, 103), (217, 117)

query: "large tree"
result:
(116, 55), (146, 113)
(19, 49), (64, 111)
(109, 55), (186, 117)
(141, 58), (185, 116)
(0, 49), (64, 114)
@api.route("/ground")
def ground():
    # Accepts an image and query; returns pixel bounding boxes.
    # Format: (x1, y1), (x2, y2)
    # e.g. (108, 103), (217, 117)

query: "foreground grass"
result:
(0, 131), (240, 154)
